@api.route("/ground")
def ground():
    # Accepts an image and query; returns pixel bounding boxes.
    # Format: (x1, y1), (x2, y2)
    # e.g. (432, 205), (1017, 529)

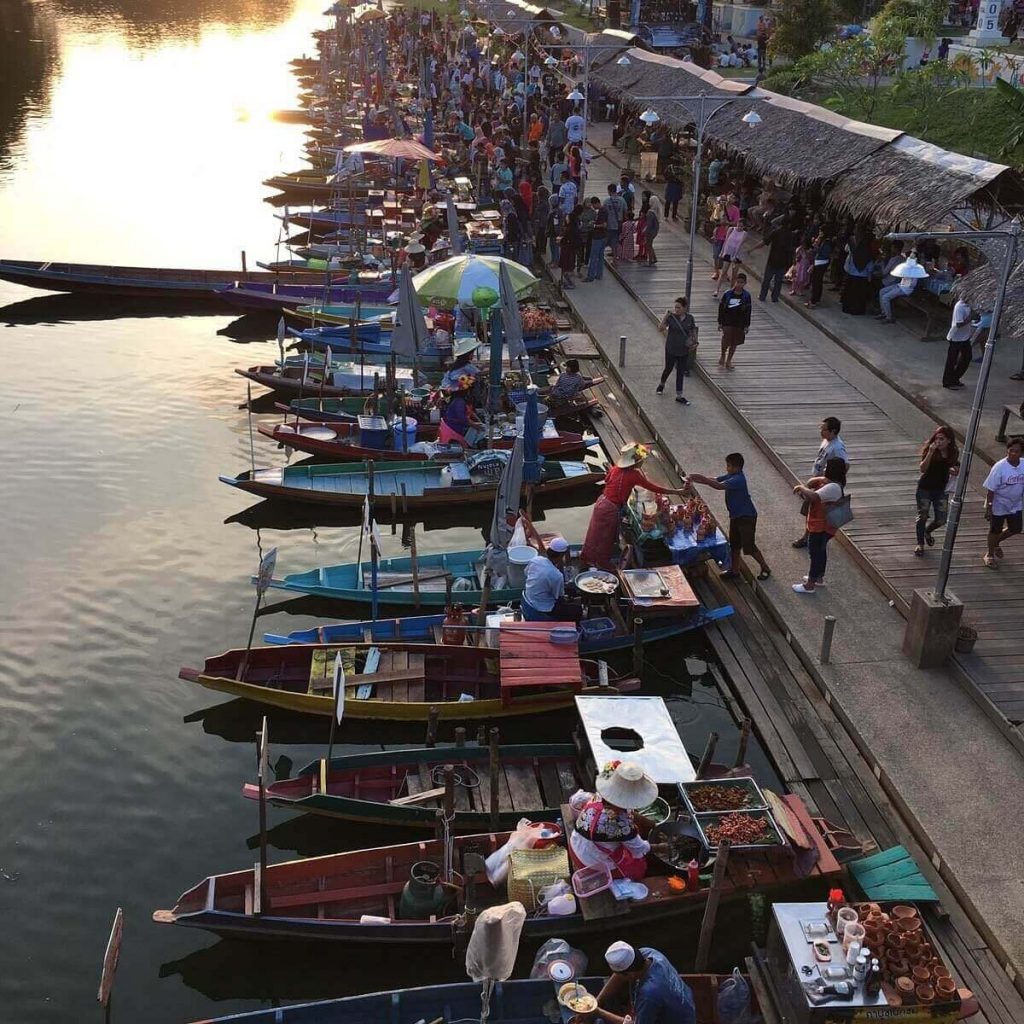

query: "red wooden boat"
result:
(258, 420), (595, 461)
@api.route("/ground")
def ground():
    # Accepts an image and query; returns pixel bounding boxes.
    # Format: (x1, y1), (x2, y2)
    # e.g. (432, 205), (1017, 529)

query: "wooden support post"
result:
(477, 566), (492, 627)
(477, 725), (486, 746)
(256, 717), (269, 915)
(734, 718), (751, 769)
(488, 727), (501, 830)
(97, 907), (123, 1009)
(632, 616), (644, 675)
(694, 839), (731, 972)
(695, 731), (719, 779)
(425, 705), (440, 748)
(409, 526), (421, 610)
(443, 764), (455, 821)
(454, 726), (466, 747)
(390, 491), (397, 532)
(400, 481), (409, 514)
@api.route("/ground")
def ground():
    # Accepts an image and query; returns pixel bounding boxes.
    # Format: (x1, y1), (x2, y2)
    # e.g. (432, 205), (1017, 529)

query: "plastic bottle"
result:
(845, 941), (862, 967)
(442, 603), (465, 645)
(853, 954), (868, 983)
(866, 963), (882, 998)
(687, 859), (700, 891)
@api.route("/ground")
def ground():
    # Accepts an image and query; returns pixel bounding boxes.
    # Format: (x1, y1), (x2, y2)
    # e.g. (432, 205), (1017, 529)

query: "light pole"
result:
(632, 95), (761, 305)
(887, 221), (1021, 604)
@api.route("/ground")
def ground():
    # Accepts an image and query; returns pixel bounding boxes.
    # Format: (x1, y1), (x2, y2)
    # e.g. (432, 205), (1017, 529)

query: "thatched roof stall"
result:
(593, 50), (894, 189)
(954, 242), (1024, 333)
(824, 137), (1021, 229)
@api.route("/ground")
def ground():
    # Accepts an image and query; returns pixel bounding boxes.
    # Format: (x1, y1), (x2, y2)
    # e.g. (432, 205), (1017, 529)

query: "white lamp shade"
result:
(741, 110), (762, 126)
(616, 55), (632, 65)
(568, 89), (584, 100)
(892, 256), (930, 279)
(493, 25), (505, 36)
(544, 54), (558, 65)
(639, 107), (659, 124)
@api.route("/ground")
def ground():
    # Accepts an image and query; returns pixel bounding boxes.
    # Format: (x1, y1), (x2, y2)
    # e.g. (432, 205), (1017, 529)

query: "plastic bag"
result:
(529, 937), (588, 979)
(537, 879), (571, 906)
(717, 967), (752, 1024)
(509, 516), (528, 549)
(485, 818), (541, 886)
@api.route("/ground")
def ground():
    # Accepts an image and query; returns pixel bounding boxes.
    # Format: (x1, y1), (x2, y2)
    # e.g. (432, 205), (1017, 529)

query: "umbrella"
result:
(390, 265), (429, 360)
(445, 194), (462, 256)
(487, 434), (525, 580)
(522, 385), (541, 485)
(487, 306), (504, 416)
(411, 254), (537, 306)
(422, 108), (435, 152)
(344, 137), (441, 162)
(498, 260), (526, 363)
(465, 903), (526, 1023)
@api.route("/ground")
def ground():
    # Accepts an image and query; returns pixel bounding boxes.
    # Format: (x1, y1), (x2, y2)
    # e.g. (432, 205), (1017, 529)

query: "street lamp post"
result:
(887, 222), (1021, 606)
(632, 95), (761, 306)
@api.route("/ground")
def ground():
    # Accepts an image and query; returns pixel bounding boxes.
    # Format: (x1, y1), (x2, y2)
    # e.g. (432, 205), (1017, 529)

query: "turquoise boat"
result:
(262, 548), (526, 606)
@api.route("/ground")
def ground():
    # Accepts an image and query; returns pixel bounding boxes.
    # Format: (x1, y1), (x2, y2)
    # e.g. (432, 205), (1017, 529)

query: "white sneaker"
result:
(792, 583), (817, 594)
(802, 576), (826, 588)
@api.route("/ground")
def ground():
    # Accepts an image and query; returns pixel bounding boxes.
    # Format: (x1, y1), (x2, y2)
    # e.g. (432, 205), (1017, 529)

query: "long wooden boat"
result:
(178, 626), (635, 720)
(279, 209), (369, 232)
(236, 364), (416, 399)
(155, 791), (840, 944)
(218, 457), (603, 508)
(215, 282), (394, 313)
(190, 974), (747, 1024)
(0, 260), (341, 299)
(263, 547), (525, 606)
(242, 743), (582, 829)
(257, 420), (595, 461)
(261, 605), (735, 651)
(285, 301), (395, 326)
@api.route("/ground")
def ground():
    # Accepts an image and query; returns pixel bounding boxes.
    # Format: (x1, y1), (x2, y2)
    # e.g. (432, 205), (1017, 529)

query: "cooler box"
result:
(357, 415), (388, 450)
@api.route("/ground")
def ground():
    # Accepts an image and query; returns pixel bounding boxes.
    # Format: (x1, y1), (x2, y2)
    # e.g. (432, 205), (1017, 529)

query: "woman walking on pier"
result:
(915, 426), (959, 557)
(792, 457), (848, 593)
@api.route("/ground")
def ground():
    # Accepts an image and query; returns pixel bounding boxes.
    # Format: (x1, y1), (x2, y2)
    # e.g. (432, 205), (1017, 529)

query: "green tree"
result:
(790, 35), (903, 117)
(768, 0), (838, 61)
(890, 60), (972, 134)
(871, 0), (947, 40)
(995, 78), (1024, 156)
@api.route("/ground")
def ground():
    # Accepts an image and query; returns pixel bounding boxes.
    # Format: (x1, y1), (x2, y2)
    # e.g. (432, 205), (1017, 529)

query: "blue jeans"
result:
(878, 283), (906, 320)
(587, 235), (608, 279)
(760, 262), (786, 301)
(916, 487), (949, 545)
(549, 236), (560, 264)
(808, 531), (832, 582)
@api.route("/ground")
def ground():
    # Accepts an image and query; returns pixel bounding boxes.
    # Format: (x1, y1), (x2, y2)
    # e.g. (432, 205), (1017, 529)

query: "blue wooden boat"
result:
(190, 975), (740, 1023)
(219, 458), (602, 509)
(262, 605), (734, 651)
(261, 548), (524, 607)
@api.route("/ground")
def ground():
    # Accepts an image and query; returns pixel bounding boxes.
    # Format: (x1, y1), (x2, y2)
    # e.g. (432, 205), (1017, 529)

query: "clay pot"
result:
(865, 927), (882, 948)
(896, 916), (923, 934)
(916, 984), (936, 1005)
(891, 904), (917, 920)
(933, 965), (951, 981)
(896, 976), (917, 1002)
(936, 977), (957, 999)
(889, 958), (911, 978)
(885, 931), (903, 949)
(912, 966), (932, 985)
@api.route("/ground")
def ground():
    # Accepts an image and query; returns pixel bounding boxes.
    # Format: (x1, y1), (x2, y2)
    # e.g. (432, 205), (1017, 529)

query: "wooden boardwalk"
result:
(583, 154), (1024, 728)
(579, 355), (1024, 1024)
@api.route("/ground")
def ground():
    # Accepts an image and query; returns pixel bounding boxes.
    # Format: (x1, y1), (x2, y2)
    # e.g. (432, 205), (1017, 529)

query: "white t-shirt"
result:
(983, 457), (1024, 516)
(816, 481), (843, 504)
(565, 114), (585, 143)
(947, 299), (972, 342)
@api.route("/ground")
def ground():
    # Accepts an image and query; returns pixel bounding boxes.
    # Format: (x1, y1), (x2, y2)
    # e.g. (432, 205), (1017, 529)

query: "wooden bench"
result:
(997, 403), (1024, 442)
(901, 290), (949, 341)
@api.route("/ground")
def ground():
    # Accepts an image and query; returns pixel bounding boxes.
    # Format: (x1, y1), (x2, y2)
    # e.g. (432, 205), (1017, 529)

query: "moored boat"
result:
(218, 455), (604, 508)
(216, 281), (394, 313)
(236, 364), (416, 399)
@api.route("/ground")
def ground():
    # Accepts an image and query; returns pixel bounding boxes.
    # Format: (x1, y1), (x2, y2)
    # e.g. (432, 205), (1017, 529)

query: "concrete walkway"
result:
(576, 131), (1024, 736)
(558, 145), (1024, 990)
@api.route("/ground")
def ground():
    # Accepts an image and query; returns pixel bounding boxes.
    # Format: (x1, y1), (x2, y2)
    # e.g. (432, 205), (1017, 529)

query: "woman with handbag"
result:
(791, 457), (848, 593)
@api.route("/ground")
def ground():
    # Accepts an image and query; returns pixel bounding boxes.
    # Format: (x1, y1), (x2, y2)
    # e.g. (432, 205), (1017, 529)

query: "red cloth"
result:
(805, 477), (838, 536)
(581, 494), (622, 570)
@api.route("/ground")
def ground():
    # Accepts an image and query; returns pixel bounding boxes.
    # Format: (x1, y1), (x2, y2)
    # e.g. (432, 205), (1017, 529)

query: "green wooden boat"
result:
(241, 744), (582, 830)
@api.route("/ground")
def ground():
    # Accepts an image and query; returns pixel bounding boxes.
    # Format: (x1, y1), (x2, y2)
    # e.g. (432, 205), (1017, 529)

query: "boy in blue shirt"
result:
(687, 452), (771, 581)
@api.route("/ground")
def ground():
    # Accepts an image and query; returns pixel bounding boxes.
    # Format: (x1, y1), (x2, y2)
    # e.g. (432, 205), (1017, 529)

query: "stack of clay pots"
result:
(855, 902), (957, 1006)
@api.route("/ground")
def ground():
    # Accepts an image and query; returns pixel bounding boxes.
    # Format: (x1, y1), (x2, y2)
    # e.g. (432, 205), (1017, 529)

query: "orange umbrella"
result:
(343, 138), (443, 162)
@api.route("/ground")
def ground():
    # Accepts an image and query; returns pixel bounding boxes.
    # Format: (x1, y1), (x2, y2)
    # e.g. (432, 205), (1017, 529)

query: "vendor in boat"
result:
(439, 374), (483, 446)
(581, 443), (687, 571)
(521, 537), (582, 623)
(588, 941), (696, 1024)
(568, 761), (655, 881)
(440, 336), (482, 390)
(403, 241), (427, 272)
(549, 359), (592, 405)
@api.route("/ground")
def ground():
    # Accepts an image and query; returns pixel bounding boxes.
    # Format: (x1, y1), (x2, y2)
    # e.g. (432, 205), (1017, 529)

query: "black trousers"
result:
(660, 352), (687, 393)
(810, 263), (827, 305)
(943, 342), (972, 386)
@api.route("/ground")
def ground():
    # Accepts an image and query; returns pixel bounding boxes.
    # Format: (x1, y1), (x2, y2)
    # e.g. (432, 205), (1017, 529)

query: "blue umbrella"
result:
(522, 385), (541, 484)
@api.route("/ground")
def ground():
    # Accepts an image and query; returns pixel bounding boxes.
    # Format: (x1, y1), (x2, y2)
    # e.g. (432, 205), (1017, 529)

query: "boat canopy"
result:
(498, 621), (583, 704)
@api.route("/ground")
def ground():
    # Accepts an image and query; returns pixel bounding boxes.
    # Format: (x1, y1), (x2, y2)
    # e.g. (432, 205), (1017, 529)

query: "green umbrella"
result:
(411, 254), (538, 306)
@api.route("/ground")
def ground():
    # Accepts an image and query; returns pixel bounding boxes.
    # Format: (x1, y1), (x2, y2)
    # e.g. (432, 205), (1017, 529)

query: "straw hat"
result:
(407, 231), (425, 243)
(452, 336), (479, 358)
(404, 243), (426, 255)
(615, 442), (650, 469)
(595, 761), (657, 810)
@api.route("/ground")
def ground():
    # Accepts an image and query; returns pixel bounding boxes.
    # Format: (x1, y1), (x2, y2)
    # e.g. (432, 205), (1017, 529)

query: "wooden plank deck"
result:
(578, 331), (1024, 1024)
(582, 156), (1024, 726)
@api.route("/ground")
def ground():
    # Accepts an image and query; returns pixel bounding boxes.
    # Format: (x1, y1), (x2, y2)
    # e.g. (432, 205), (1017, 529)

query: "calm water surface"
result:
(0, 4), (773, 1021)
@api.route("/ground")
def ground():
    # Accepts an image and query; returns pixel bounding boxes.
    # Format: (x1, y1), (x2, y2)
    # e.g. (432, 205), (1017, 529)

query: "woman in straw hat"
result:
(581, 443), (686, 570)
(439, 373), (483, 447)
(568, 760), (657, 881)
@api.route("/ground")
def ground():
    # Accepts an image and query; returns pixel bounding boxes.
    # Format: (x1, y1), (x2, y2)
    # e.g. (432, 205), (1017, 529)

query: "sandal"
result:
(757, 569), (771, 581)
(925, 532), (935, 547)
(983, 554), (997, 568)
(914, 545), (924, 557)
(996, 545), (1005, 558)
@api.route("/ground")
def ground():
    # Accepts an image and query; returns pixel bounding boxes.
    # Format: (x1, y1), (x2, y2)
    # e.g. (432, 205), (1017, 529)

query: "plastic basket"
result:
(571, 863), (612, 899)
(508, 847), (570, 911)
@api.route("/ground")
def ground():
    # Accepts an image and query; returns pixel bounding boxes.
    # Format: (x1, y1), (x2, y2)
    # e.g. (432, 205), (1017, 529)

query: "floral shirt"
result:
(574, 798), (638, 843)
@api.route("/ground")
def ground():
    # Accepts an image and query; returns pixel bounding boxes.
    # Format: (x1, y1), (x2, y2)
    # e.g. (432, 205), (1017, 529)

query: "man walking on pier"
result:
(983, 437), (1024, 568)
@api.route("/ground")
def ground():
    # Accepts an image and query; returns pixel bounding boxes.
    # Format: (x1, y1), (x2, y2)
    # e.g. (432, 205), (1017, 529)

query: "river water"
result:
(0, 3), (773, 1021)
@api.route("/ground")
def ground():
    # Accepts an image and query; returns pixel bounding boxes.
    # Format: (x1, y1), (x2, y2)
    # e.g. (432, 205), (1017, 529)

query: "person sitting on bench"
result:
(520, 537), (582, 623)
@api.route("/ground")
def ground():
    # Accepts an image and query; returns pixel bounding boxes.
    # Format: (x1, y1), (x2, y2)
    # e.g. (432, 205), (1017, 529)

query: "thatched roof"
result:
(954, 238), (1024, 335)
(593, 48), (1024, 230)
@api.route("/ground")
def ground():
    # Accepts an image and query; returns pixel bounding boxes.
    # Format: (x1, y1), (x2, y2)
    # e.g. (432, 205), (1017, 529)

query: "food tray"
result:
(693, 809), (785, 851)
(574, 569), (619, 596)
(679, 777), (769, 815)
(620, 568), (669, 599)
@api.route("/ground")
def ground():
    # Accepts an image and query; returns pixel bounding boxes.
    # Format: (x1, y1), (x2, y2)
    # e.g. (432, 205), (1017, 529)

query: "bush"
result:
(871, 0), (947, 40)
(761, 66), (812, 95)
(768, 0), (838, 61)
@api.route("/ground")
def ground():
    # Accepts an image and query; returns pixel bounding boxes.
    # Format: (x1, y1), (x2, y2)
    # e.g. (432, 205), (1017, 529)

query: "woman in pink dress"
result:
(791, 237), (813, 296)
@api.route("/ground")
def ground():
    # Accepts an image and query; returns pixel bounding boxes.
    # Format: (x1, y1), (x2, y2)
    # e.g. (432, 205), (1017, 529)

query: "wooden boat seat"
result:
(269, 878), (407, 911)
(307, 649), (425, 697)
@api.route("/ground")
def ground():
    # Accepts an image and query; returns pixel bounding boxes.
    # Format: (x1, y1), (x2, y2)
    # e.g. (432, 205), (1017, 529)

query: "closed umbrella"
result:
(498, 260), (526, 364)
(411, 254), (537, 306)
(446, 194), (463, 256)
(522, 385), (541, 485)
(389, 265), (428, 360)
(487, 434), (525, 580)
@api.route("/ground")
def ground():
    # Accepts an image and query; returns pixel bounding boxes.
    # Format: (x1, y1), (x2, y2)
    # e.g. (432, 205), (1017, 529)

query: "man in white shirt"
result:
(566, 111), (585, 145)
(943, 298), (973, 389)
(521, 537), (581, 621)
(982, 437), (1024, 567)
(794, 416), (850, 548)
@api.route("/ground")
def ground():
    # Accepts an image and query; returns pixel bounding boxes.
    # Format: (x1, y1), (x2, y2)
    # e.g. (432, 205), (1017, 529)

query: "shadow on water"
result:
(0, 291), (229, 325)
(218, 312), (283, 341)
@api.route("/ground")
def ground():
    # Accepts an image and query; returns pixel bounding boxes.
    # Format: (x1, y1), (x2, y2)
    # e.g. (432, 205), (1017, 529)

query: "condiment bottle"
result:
(687, 859), (700, 891)
(854, 954), (869, 983)
(845, 941), (862, 967)
(827, 888), (846, 930)
(442, 603), (465, 646)
(866, 963), (882, 997)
